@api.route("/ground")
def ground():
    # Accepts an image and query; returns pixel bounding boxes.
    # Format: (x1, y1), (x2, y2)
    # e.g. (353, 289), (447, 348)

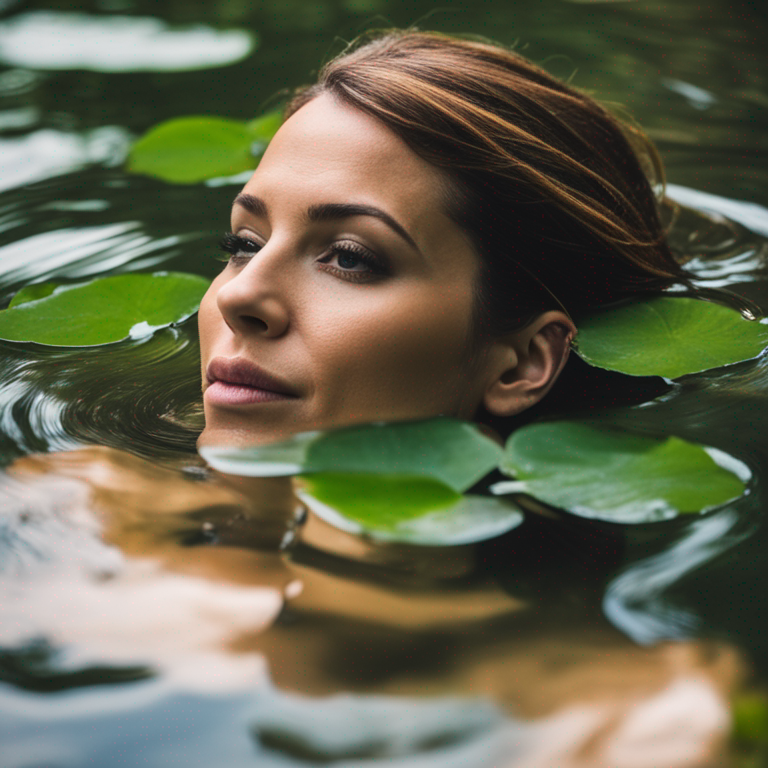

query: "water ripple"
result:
(0, 326), (203, 465)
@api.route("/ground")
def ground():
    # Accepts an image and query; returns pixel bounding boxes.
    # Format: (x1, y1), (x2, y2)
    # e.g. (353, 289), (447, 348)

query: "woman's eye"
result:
(332, 249), (368, 271)
(218, 232), (262, 263)
(319, 243), (387, 281)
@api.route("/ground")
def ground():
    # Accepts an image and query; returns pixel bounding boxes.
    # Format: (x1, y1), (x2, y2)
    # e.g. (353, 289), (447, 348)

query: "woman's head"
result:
(289, 30), (687, 333)
(198, 30), (686, 447)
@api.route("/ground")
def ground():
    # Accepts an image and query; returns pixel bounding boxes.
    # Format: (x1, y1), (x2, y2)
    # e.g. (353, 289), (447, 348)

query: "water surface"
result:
(1, 0), (768, 765)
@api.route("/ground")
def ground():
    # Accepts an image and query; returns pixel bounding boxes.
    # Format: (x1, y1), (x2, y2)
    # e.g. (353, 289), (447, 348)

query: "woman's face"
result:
(197, 93), (490, 447)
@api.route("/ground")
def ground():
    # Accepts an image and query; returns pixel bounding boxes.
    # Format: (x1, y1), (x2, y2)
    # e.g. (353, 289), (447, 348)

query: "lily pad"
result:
(576, 297), (768, 379)
(299, 473), (523, 546)
(732, 692), (768, 747)
(200, 418), (503, 492)
(247, 111), (283, 142)
(493, 420), (747, 523)
(127, 110), (282, 184)
(8, 282), (58, 308)
(0, 272), (210, 346)
(202, 431), (317, 477)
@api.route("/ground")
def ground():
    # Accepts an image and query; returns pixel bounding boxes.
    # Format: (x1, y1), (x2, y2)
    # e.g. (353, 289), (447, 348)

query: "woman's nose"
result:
(215, 251), (290, 338)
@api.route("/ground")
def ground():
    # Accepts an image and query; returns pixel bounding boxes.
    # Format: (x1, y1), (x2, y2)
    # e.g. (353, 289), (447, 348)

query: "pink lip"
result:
(205, 357), (298, 406)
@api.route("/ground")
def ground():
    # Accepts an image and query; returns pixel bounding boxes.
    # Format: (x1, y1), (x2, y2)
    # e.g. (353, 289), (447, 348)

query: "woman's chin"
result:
(198, 395), (314, 449)
(196, 404), (471, 452)
(197, 420), (303, 450)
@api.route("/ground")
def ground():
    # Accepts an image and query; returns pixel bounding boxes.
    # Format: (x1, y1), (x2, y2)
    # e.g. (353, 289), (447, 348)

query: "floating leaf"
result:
(493, 420), (747, 523)
(305, 473), (460, 524)
(127, 110), (282, 184)
(8, 282), (58, 308)
(201, 431), (316, 477)
(247, 110), (283, 141)
(299, 473), (523, 546)
(200, 418), (503, 492)
(128, 117), (254, 183)
(576, 297), (768, 379)
(0, 272), (210, 346)
(732, 692), (768, 747)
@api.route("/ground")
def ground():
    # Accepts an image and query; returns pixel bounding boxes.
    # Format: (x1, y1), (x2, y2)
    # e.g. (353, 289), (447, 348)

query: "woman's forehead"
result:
(241, 94), (449, 227)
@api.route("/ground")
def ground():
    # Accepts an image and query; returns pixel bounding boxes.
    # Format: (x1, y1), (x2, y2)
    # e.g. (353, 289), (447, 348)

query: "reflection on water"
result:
(0, 12), (255, 72)
(0, 328), (202, 462)
(0, 450), (743, 766)
(604, 508), (744, 643)
(0, 127), (130, 191)
(1, 0), (768, 765)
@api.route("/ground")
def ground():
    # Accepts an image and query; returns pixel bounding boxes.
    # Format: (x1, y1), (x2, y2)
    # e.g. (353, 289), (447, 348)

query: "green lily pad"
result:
(202, 430), (317, 477)
(127, 110), (282, 184)
(576, 297), (768, 379)
(0, 272), (210, 346)
(493, 420), (747, 523)
(299, 472), (523, 546)
(732, 692), (768, 747)
(200, 418), (503, 492)
(8, 282), (58, 308)
(247, 110), (283, 142)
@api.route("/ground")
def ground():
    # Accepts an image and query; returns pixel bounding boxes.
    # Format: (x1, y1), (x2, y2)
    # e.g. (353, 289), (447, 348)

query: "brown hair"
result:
(286, 30), (690, 336)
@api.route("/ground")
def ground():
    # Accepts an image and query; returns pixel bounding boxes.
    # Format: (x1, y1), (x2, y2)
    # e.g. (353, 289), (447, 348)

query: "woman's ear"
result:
(482, 311), (576, 418)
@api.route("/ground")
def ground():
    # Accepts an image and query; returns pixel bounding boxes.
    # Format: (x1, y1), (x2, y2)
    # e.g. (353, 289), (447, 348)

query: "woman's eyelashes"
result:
(218, 232), (261, 264)
(317, 241), (388, 282)
(218, 232), (389, 282)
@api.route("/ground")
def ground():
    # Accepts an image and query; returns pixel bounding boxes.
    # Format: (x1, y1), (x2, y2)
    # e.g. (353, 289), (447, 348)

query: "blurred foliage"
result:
(127, 109), (281, 183)
(300, 474), (524, 545)
(732, 691), (768, 767)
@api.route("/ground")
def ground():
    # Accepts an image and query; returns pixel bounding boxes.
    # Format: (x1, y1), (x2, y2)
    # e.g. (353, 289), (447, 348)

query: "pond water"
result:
(2, 0), (768, 766)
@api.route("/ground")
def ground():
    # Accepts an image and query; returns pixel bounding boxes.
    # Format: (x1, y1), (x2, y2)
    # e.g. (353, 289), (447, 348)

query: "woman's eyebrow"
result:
(307, 202), (421, 253)
(233, 193), (267, 217)
(233, 194), (421, 254)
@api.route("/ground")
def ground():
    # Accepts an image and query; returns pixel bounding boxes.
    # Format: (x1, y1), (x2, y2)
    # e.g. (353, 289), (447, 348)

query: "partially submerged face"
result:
(198, 94), (572, 447)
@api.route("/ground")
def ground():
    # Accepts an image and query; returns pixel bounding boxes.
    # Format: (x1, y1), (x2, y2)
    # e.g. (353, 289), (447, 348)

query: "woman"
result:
(2, 31), (741, 768)
(198, 30), (689, 448)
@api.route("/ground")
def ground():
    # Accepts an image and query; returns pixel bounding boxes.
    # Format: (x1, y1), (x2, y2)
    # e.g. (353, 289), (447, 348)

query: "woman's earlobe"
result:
(482, 312), (576, 418)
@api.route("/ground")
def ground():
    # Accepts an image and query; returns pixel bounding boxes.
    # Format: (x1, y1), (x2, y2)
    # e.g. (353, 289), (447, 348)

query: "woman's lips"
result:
(205, 357), (298, 406)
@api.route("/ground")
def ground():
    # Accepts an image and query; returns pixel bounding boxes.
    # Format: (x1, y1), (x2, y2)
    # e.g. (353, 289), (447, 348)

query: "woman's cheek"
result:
(325, 292), (471, 406)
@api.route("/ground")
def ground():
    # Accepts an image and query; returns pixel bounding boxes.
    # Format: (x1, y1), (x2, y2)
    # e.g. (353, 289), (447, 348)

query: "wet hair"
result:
(286, 29), (691, 337)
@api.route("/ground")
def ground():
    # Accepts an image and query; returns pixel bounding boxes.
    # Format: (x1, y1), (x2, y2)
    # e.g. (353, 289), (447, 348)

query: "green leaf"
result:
(576, 297), (768, 379)
(494, 420), (747, 522)
(304, 419), (502, 492)
(128, 116), (257, 183)
(732, 692), (768, 746)
(247, 109), (283, 141)
(200, 418), (503, 492)
(304, 473), (460, 525)
(8, 282), (58, 308)
(0, 272), (210, 346)
(300, 473), (523, 545)
(201, 431), (317, 477)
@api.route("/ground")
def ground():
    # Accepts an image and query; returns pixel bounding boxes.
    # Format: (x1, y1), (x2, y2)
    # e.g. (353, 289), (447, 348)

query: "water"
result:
(1, 0), (768, 765)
